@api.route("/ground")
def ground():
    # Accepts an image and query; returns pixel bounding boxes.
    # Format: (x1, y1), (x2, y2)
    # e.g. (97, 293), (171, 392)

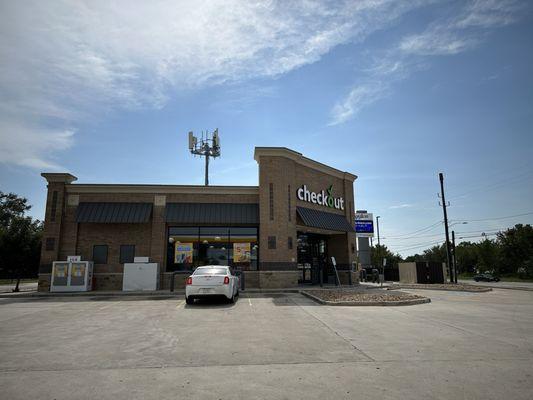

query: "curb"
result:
(0, 288), (303, 299)
(390, 285), (492, 293)
(300, 290), (431, 306)
(466, 285), (533, 292)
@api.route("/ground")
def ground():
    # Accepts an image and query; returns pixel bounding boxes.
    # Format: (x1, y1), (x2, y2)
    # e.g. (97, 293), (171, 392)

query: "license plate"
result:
(199, 288), (214, 294)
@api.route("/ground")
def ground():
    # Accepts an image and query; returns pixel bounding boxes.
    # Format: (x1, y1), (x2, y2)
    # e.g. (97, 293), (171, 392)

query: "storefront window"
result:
(167, 227), (199, 271)
(229, 227), (258, 271)
(199, 227), (229, 266)
(167, 226), (258, 271)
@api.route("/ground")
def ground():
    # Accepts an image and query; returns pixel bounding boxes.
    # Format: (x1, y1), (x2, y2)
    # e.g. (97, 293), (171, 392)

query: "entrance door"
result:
(297, 233), (328, 284)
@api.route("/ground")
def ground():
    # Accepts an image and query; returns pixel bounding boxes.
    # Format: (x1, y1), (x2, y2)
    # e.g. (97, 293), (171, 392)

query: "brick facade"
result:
(38, 148), (358, 291)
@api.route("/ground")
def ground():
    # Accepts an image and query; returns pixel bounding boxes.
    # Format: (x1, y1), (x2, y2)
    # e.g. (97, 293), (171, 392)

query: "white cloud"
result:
(329, 82), (388, 126)
(398, 33), (478, 56)
(0, 119), (74, 170)
(454, 0), (521, 29)
(0, 0), (428, 170)
(328, 0), (524, 125)
(389, 203), (414, 210)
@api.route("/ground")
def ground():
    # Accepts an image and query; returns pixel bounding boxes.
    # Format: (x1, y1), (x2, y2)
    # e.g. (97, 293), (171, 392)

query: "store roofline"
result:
(253, 147), (357, 181)
(64, 184), (259, 195)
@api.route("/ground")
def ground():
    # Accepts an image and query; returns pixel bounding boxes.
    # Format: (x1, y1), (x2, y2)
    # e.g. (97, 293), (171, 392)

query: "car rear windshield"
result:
(193, 267), (227, 275)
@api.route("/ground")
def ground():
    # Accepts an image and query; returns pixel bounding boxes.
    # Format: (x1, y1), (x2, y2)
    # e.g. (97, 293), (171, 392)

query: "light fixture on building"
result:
(214, 236), (221, 241)
(203, 240), (209, 244)
(221, 247), (226, 251)
(168, 237), (175, 244)
(209, 245), (214, 249)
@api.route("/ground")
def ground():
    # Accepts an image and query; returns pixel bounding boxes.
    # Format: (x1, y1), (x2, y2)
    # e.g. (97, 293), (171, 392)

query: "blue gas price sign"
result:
(355, 212), (374, 237)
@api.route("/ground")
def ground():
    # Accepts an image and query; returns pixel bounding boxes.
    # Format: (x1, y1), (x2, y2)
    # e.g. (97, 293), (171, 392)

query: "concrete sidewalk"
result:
(458, 279), (533, 291)
(0, 282), (38, 294)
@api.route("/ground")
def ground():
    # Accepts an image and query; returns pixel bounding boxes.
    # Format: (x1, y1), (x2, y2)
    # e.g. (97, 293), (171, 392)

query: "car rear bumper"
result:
(186, 284), (233, 299)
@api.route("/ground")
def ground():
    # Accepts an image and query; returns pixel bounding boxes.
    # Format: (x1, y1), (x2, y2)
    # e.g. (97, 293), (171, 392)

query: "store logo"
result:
(297, 185), (344, 210)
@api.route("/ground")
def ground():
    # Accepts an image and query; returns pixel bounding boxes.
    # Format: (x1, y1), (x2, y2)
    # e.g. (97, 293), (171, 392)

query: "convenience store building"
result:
(38, 147), (358, 291)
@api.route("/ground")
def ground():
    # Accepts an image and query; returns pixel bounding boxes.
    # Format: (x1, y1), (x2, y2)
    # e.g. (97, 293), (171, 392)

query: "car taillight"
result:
(224, 276), (229, 284)
(186, 277), (192, 285)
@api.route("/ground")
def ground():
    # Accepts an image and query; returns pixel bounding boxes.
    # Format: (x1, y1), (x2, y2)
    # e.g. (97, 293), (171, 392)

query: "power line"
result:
(457, 232), (498, 240)
(384, 229), (494, 242)
(382, 220), (442, 239)
(391, 240), (444, 253)
(452, 211), (533, 223)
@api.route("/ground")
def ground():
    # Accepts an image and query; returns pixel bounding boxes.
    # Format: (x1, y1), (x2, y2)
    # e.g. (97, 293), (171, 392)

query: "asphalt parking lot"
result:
(1, 289), (532, 400)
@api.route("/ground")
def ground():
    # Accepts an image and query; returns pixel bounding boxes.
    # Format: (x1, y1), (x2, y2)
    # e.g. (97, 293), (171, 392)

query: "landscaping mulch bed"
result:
(389, 283), (492, 292)
(301, 289), (430, 306)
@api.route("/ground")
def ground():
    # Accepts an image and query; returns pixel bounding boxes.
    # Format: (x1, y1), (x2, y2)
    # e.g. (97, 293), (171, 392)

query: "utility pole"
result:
(376, 215), (382, 287)
(188, 129), (221, 186)
(439, 172), (453, 283)
(452, 230), (457, 283)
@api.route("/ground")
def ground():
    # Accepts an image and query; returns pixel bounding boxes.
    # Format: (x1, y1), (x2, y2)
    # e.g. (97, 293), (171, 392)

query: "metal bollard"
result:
(170, 271), (191, 292)
(240, 271), (245, 291)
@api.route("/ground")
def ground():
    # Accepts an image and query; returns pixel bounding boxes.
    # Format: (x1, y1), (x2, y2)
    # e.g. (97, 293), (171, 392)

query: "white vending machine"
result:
(50, 260), (93, 292)
(122, 258), (160, 291)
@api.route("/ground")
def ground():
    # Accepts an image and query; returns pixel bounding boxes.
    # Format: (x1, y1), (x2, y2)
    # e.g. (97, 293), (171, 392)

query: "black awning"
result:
(76, 202), (152, 223)
(296, 206), (355, 232)
(166, 203), (259, 224)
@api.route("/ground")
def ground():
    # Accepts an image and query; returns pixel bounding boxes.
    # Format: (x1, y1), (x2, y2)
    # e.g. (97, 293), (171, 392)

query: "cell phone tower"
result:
(188, 128), (221, 186)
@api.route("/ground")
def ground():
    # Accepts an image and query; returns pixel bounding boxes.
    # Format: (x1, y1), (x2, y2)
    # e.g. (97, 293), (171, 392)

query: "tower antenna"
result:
(188, 128), (221, 186)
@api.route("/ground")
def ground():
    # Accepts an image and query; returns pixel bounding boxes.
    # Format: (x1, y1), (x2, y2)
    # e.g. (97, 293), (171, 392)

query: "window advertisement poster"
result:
(70, 263), (86, 286)
(175, 242), (193, 264)
(71, 263), (86, 277)
(54, 263), (68, 278)
(233, 242), (251, 263)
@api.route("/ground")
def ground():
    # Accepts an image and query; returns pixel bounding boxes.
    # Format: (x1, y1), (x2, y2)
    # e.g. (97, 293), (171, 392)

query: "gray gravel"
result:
(390, 283), (491, 292)
(303, 289), (425, 302)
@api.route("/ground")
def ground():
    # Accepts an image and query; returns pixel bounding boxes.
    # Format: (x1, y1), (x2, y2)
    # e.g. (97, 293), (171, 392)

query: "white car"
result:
(185, 266), (239, 304)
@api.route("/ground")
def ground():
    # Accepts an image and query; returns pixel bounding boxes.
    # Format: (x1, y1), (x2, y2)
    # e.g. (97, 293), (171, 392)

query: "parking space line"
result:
(98, 301), (119, 311)
(248, 298), (252, 307)
(175, 300), (185, 309)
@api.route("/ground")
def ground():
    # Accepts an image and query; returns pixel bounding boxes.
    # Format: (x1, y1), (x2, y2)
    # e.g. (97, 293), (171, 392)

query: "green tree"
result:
(371, 244), (402, 268)
(422, 243), (447, 263)
(454, 241), (478, 274)
(0, 192), (43, 291)
(404, 253), (423, 262)
(497, 224), (533, 277)
(475, 238), (500, 274)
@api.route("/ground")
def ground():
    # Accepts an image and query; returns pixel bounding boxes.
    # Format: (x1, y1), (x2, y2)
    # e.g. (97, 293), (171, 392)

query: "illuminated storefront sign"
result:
(297, 184), (344, 210)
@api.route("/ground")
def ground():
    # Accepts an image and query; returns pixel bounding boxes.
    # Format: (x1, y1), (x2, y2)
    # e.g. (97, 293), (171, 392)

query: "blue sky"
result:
(1, 0), (532, 256)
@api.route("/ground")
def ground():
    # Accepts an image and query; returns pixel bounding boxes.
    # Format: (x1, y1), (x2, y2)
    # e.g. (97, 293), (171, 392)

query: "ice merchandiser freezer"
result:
(50, 261), (93, 292)
(122, 262), (160, 291)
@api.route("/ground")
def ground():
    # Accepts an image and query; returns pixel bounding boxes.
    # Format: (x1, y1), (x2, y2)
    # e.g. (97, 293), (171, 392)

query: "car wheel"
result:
(228, 293), (235, 304)
(185, 296), (194, 305)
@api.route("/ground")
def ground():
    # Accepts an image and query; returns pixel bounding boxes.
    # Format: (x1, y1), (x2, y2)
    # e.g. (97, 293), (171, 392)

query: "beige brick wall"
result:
(76, 223), (153, 273)
(258, 154), (357, 270)
(40, 182), (67, 269)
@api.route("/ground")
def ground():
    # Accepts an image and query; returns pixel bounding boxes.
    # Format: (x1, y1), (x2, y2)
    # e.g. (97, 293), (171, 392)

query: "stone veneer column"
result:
(257, 156), (298, 271)
(39, 173), (78, 291)
(151, 195), (167, 286)
(343, 174), (357, 268)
